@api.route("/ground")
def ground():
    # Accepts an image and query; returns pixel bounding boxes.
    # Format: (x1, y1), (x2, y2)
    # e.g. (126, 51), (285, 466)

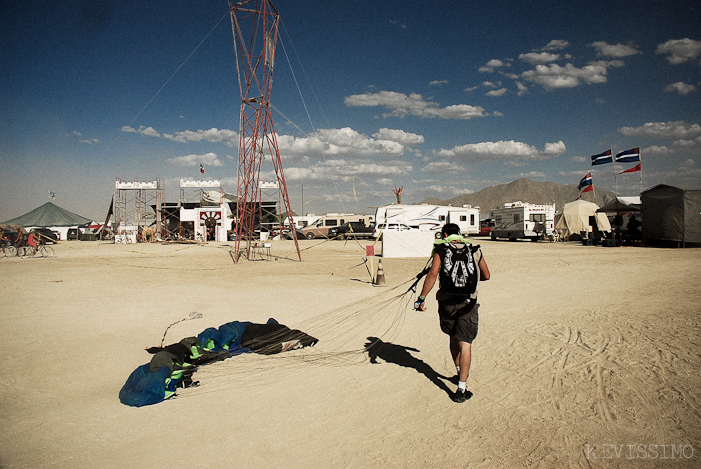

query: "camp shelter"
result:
(554, 200), (611, 239)
(0, 202), (93, 241)
(597, 196), (641, 213)
(641, 184), (701, 246)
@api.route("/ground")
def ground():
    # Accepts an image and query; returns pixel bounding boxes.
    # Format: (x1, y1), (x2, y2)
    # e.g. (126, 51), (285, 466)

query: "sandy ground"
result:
(0, 237), (699, 468)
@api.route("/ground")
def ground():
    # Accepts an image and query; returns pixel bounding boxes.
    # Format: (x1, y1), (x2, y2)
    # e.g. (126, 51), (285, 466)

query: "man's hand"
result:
(414, 296), (426, 311)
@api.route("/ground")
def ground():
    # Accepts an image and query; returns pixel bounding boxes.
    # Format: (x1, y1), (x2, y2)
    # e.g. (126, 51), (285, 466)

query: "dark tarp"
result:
(641, 185), (701, 244)
(1, 202), (92, 227)
(597, 196), (641, 213)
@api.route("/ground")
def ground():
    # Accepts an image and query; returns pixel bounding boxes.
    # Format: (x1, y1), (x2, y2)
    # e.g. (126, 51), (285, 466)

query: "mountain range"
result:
(418, 178), (618, 215)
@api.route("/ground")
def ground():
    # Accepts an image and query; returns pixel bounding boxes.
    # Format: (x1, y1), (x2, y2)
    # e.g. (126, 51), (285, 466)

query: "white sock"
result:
(458, 381), (466, 391)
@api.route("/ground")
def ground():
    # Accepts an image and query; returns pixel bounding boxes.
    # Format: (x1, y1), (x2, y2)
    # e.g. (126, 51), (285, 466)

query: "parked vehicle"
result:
(34, 228), (58, 244)
(372, 222), (414, 238)
(328, 221), (375, 239)
(300, 214), (371, 239)
(67, 228), (82, 240)
(374, 204), (480, 236)
(490, 202), (555, 241)
(478, 218), (494, 236)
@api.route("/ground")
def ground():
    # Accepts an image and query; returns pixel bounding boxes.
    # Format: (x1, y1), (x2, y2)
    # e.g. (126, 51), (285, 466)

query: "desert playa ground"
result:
(0, 237), (699, 468)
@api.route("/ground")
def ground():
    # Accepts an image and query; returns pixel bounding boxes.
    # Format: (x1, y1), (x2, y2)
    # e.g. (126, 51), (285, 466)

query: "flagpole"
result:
(639, 148), (643, 194)
(611, 147), (618, 194)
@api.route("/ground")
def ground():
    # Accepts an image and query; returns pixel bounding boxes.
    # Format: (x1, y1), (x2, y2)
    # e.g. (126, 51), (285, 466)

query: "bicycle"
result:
(18, 244), (54, 258)
(1, 244), (17, 257)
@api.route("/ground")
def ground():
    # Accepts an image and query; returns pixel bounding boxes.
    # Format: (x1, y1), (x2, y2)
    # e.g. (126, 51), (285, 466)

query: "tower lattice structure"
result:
(229, 0), (301, 261)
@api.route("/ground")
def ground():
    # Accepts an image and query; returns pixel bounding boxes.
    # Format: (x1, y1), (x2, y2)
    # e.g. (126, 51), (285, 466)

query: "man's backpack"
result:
(437, 243), (479, 297)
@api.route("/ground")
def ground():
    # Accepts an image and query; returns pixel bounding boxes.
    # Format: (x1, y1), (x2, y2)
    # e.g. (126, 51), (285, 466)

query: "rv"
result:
(490, 202), (556, 241)
(374, 204), (480, 236)
(300, 213), (372, 239)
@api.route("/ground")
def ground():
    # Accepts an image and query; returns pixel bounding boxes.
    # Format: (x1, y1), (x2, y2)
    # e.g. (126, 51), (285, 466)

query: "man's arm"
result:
(478, 255), (490, 281)
(416, 252), (441, 311)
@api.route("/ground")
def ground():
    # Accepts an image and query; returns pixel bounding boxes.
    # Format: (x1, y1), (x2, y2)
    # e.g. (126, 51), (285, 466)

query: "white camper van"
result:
(490, 202), (555, 241)
(374, 204), (480, 236)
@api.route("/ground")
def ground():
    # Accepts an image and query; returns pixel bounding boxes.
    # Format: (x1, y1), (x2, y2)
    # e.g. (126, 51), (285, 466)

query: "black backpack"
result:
(437, 243), (479, 297)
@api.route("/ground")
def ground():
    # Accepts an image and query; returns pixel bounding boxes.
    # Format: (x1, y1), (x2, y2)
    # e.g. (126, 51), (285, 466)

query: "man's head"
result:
(441, 223), (461, 237)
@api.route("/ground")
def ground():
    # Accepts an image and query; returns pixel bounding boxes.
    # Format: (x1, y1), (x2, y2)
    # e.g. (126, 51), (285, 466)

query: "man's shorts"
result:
(438, 300), (479, 343)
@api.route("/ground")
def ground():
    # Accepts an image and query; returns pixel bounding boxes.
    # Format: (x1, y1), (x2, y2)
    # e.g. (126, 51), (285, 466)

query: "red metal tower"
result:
(229, 0), (301, 261)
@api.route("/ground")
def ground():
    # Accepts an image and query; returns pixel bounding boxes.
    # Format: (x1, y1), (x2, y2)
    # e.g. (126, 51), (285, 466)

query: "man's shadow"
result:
(365, 337), (453, 396)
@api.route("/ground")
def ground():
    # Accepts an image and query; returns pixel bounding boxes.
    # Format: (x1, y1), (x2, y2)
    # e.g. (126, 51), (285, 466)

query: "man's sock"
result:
(458, 381), (466, 391)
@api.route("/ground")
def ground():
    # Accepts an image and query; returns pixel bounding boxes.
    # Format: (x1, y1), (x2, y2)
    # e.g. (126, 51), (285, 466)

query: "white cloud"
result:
(372, 128), (425, 146)
(619, 121), (701, 139)
(166, 152), (224, 167)
(277, 127), (421, 160)
(429, 80), (449, 86)
(590, 41), (641, 58)
(679, 158), (696, 170)
(163, 128), (238, 146)
(541, 39), (570, 51)
(122, 125), (161, 138)
(344, 91), (488, 120)
(664, 82), (696, 95)
(521, 62), (613, 91)
(486, 88), (508, 97)
(519, 52), (561, 65)
(282, 159), (412, 182)
(421, 161), (466, 174)
(656, 38), (701, 64)
(507, 171), (546, 179)
(478, 59), (510, 73)
(436, 140), (566, 163)
(643, 145), (674, 156)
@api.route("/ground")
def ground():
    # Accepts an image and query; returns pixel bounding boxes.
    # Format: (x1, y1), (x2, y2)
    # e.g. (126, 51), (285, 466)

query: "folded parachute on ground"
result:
(119, 318), (318, 407)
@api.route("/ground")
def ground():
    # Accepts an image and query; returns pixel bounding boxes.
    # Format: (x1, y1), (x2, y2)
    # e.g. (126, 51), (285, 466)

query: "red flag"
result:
(576, 184), (594, 200)
(200, 164), (205, 174)
(619, 163), (641, 174)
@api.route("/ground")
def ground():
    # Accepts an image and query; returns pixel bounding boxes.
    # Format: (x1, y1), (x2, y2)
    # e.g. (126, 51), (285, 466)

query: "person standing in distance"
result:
(415, 223), (490, 403)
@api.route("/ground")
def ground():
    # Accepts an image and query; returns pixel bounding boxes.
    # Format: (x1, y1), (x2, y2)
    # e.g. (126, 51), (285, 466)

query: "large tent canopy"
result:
(554, 200), (611, 238)
(1, 202), (92, 227)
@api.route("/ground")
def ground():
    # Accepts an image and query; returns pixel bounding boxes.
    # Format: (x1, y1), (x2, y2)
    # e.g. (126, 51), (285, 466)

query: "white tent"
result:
(554, 200), (611, 239)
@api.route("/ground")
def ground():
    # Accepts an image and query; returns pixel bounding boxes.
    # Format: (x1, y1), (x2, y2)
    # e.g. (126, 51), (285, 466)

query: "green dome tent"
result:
(1, 202), (92, 227)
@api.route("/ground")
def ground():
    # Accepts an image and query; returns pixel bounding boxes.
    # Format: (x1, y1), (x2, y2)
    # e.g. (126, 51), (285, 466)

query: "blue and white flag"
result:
(578, 172), (593, 191)
(615, 147), (640, 163)
(591, 149), (612, 166)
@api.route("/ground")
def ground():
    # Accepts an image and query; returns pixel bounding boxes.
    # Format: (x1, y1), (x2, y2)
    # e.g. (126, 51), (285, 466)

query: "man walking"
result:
(415, 223), (490, 402)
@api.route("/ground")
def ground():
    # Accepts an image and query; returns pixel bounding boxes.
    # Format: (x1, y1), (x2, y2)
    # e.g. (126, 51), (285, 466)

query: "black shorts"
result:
(438, 301), (479, 343)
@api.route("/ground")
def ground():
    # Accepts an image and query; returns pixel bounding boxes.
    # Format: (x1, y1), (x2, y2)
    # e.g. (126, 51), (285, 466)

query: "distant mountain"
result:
(419, 178), (618, 215)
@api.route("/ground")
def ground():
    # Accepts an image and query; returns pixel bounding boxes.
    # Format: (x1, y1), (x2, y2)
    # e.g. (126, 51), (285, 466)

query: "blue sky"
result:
(1, 0), (700, 221)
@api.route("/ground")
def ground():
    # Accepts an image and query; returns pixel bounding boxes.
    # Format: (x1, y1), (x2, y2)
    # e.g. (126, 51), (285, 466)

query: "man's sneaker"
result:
(452, 388), (473, 403)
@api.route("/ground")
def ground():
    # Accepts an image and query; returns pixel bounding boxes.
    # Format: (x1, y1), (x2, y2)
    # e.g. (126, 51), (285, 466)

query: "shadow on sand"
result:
(365, 337), (454, 396)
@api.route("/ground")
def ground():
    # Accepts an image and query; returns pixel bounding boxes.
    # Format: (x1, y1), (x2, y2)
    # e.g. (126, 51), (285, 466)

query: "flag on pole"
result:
(578, 172), (593, 191)
(200, 164), (205, 174)
(619, 163), (642, 174)
(615, 147), (640, 163)
(591, 149), (612, 165)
